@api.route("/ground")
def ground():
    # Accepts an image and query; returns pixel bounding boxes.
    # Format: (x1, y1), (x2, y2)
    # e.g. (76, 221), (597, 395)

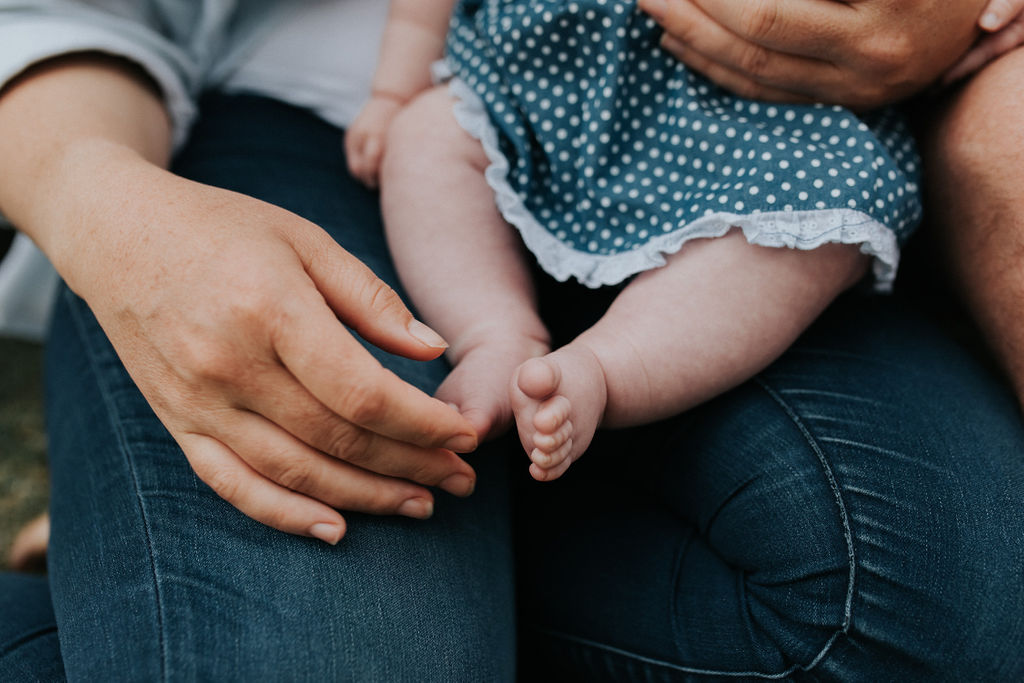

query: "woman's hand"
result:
(0, 56), (479, 544)
(68, 154), (480, 543)
(639, 0), (987, 108)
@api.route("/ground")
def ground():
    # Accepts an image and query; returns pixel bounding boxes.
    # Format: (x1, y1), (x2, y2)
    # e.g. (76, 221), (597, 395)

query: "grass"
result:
(0, 337), (48, 570)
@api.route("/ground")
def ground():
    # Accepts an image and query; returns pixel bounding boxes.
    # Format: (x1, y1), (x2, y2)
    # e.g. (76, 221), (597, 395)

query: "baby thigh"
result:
(515, 294), (1024, 681)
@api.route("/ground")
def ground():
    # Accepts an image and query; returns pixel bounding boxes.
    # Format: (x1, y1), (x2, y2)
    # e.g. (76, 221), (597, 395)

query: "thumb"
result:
(293, 224), (449, 361)
(980, 0), (1021, 30)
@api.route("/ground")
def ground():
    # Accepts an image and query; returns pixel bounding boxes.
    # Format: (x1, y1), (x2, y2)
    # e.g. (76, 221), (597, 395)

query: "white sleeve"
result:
(0, 1), (206, 149)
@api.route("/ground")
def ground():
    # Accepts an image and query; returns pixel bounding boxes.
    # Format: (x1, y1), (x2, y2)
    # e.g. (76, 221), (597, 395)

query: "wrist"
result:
(26, 139), (169, 293)
(370, 88), (413, 106)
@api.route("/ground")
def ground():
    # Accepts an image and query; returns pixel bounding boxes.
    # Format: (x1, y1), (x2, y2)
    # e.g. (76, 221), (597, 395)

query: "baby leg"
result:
(381, 87), (549, 440)
(511, 230), (869, 481)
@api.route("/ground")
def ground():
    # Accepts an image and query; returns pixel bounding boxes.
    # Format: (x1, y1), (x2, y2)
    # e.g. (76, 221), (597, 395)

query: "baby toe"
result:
(533, 419), (573, 452)
(534, 395), (571, 433)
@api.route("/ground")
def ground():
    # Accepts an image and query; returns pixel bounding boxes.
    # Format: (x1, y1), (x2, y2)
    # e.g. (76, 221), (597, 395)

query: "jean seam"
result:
(534, 378), (859, 679)
(65, 288), (168, 681)
(753, 377), (857, 674)
(532, 627), (799, 679)
(0, 625), (59, 661)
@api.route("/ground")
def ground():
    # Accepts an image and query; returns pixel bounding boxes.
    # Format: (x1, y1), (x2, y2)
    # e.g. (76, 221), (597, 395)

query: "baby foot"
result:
(435, 335), (549, 441)
(9, 512), (49, 573)
(510, 344), (608, 481)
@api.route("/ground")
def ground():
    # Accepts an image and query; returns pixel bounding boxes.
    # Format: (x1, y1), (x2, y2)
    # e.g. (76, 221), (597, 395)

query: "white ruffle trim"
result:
(444, 74), (901, 292)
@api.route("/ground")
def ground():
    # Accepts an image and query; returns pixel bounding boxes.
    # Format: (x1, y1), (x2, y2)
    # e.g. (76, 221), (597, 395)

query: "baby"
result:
(346, 0), (1021, 482)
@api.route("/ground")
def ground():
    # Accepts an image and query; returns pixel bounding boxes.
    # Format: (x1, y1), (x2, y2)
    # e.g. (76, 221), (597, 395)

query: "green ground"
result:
(0, 337), (48, 570)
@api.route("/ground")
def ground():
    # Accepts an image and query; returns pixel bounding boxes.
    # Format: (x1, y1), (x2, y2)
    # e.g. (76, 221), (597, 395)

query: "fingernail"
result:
(398, 497), (434, 519)
(442, 433), (477, 452)
(638, 0), (667, 20)
(309, 523), (344, 545)
(407, 319), (448, 349)
(980, 12), (1002, 30)
(439, 473), (476, 497)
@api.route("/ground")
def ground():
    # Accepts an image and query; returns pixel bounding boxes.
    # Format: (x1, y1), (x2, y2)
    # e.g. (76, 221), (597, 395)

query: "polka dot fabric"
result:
(443, 0), (922, 289)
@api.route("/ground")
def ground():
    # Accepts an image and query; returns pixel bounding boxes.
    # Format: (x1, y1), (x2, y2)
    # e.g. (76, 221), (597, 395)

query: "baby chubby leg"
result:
(381, 87), (549, 440)
(512, 230), (869, 481)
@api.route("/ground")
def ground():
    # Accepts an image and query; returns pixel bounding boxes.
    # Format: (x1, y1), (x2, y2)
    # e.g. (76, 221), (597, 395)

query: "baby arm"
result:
(944, 0), (1024, 84)
(346, 0), (457, 187)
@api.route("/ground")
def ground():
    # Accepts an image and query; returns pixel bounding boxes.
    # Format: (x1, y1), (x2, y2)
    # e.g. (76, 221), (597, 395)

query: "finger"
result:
(642, 0), (857, 59)
(179, 430), (348, 543)
(274, 305), (478, 451)
(648, 1), (847, 97)
(290, 226), (451, 361)
(217, 411), (461, 513)
(231, 377), (477, 494)
(980, 0), (1024, 31)
(942, 42), (999, 85)
(660, 35), (817, 103)
(943, 21), (1024, 84)
(344, 129), (368, 182)
(362, 135), (382, 189)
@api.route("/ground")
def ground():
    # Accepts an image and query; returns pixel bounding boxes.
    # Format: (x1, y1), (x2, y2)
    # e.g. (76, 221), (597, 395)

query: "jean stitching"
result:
(533, 627), (798, 679)
(64, 288), (168, 681)
(753, 377), (857, 673)
(545, 379), (858, 679)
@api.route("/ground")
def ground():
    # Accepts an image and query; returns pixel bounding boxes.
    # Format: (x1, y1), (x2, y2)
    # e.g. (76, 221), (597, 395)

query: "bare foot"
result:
(510, 344), (608, 481)
(436, 335), (549, 440)
(9, 512), (49, 573)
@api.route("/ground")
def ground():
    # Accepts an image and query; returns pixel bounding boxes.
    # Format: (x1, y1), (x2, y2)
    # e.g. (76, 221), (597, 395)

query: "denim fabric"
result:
(517, 283), (1024, 680)
(40, 94), (515, 681)
(0, 573), (64, 682)
(2, 94), (1023, 681)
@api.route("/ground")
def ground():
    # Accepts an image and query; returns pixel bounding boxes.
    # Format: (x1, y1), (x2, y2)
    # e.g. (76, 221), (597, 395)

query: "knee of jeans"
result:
(678, 389), (858, 671)
(701, 380), (1024, 679)
(816, 472), (1024, 678)
(144, 514), (515, 682)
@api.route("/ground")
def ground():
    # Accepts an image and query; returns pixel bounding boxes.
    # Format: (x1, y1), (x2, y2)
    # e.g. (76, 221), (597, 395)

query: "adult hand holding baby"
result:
(639, 0), (985, 107)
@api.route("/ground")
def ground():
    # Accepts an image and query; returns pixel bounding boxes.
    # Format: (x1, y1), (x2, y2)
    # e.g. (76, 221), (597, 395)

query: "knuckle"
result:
(741, 0), (782, 41)
(323, 421), (373, 463)
(737, 43), (772, 78)
(274, 460), (315, 492)
(200, 462), (242, 503)
(180, 338), (239, 383)
(366, 279), (401, 314)
(665, 18), (699, 49)
(865, 33), (913, 71)
(342, 380), (389, 425)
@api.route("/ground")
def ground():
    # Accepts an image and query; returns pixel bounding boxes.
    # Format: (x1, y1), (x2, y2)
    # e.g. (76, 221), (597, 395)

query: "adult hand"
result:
(0, 57), (479, 545)
(638, 0), (987, 108)
(943, 0), (1024, 84)
(69, 158), (480, 543)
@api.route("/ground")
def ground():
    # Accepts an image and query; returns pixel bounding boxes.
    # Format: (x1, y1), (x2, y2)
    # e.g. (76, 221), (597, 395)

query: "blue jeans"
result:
(2, 94), (1023, 681)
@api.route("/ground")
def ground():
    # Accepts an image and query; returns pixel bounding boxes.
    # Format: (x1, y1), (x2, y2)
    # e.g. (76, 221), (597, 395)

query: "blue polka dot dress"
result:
(441, 0), (921, 289)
